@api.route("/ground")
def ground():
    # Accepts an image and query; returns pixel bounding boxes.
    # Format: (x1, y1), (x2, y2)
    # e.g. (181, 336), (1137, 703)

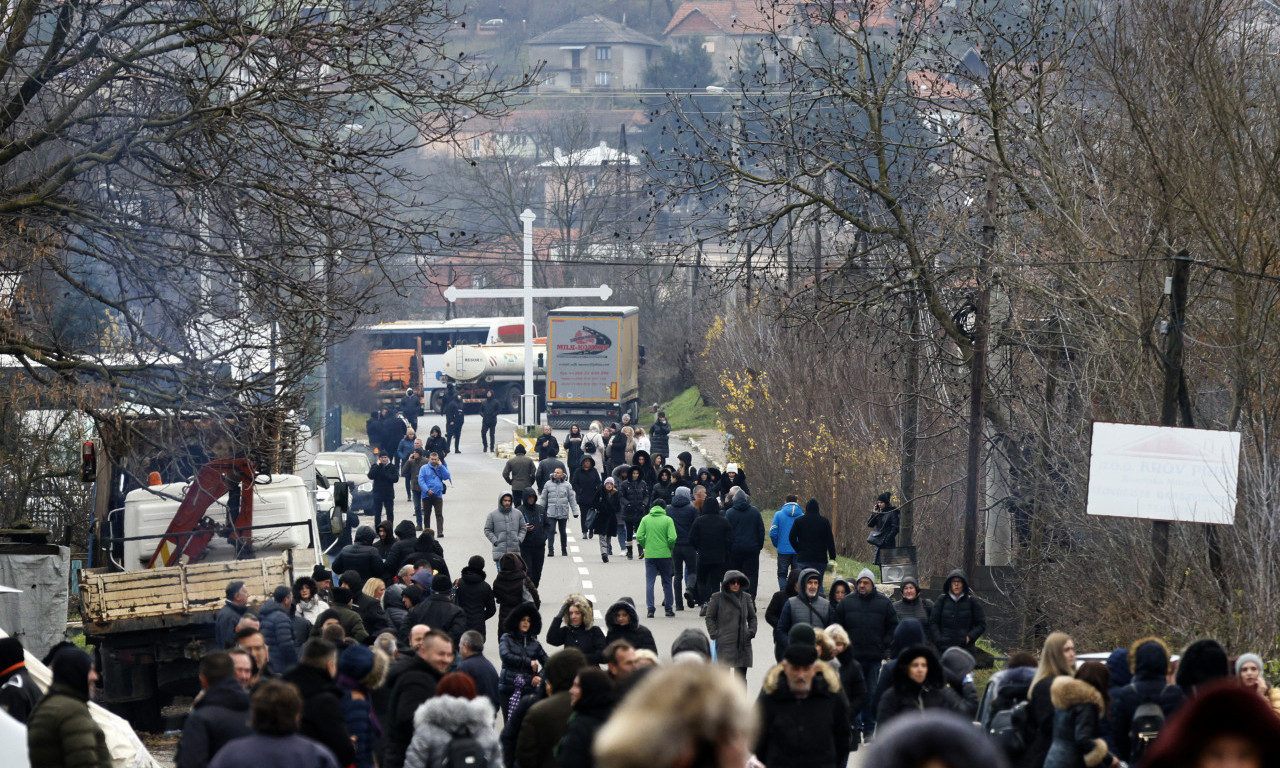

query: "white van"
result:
(118, 474), (320, 571)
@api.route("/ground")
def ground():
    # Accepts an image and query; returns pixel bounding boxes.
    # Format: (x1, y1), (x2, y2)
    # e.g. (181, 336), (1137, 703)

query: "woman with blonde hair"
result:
(595, 664), (755, 768)
(361, 577), (386, 603)
(1023, 632), (1077, 768)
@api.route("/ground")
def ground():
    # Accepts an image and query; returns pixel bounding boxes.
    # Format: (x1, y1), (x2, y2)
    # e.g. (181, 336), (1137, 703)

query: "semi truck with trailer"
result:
(438, 341), (548, 413)
(544, 306), (640, 429)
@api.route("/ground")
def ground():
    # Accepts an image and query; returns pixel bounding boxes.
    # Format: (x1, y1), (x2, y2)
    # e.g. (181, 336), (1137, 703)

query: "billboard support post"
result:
(443, 209), (611, 429)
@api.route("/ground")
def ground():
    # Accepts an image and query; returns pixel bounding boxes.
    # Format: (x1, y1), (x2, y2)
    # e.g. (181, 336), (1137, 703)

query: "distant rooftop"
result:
(527, 15), (663, 47)
(663, 0), (780, 36)
(539, 141), (641, 167)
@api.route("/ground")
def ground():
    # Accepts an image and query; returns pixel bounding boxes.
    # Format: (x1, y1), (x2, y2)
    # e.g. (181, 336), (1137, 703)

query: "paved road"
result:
(413, 414), (784, 692)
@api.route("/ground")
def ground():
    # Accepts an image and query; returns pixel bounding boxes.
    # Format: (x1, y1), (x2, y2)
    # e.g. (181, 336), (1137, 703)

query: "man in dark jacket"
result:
(310, 589), (370, 644)
(724, 489), (765, 598)
(689, 497), (732, 614)
(331, 526), (384, 584)
(455, 556), (497, 638)
(536, 454), (568, 494)
(385, 630), (453, 768)
(383, 520), (420, 579)
(404, 574), (467, 646)
(215, 581), (249, 649)
(368, 453), (400, 526)
(516, 649), (589, 768)
(1110, 637), (1185, 762)
(775, 569), (832, 648)
(756, 643), (850, 768)
(929, 570), (986, 655)
(867, 492), (900, 566)
(789, 499), (838, 581)
(457, 630), (502, 712)
(833, 568), (898, 740)
(666, 486), (699, 610)
(444, 397), (464, 453)
(0, 637), (41, 722)
(175, 651), (251, 768)
(503, 447), (537, 501)
(649, 412), (671, 459)
(281, 639), (356, 768)
(480, 390), (503, 452)
(518, 488), (548, 586)
(534, 424), (560, 461)
(259, 586), (298, 673)
(340, 571), (394, 639)
(26, 647), (111, 768)
(400, 389), (422, 432)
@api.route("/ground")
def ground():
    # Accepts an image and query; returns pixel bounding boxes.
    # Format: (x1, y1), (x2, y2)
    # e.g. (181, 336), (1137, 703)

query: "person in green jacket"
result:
(635, 503), (678, 619)
(27, 647), (112, 768)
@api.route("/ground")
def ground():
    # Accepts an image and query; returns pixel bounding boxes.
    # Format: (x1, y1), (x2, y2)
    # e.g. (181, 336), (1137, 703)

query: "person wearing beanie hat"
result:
(892, 575), (934, 643)
(26, 647), (111, 768)
(1112, 636), (1185, 762)
(1235, 652), (1266, 694)
(723, 489), (764, 599)
(833, 566), (898, 741)
(401, 584), (424, 607)
(503, 442), (537, 499)
(1175, 638), (1230, 698)
(515, 648), (589, 768)
(0, 636), (39, 723)
(312, 564), (334, 589)
(403, 571), (466, 647)
(789, 499), (838, 582)
(867, 709), (1010, 768)
(667, 485), (699, 610)
(939, 647), (979, 718)
(593, 474), (623, 562)
(455, 555), (497, 640)
(758, 634), (850, 768)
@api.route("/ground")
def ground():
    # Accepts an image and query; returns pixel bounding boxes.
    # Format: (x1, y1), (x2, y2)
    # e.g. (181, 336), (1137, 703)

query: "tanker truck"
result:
(439, 342), (548, 413)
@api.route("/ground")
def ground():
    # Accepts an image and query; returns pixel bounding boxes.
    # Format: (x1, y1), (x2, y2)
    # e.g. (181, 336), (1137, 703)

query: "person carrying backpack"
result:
(403, 671), (502, 768)
(1109, 637), (1184, 764)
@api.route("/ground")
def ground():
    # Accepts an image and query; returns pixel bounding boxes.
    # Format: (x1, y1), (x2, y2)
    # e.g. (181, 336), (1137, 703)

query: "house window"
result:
(472, 137), (482, 153)
(703, 40), (716, 53)
(596, 46), (612, 60)
(595, 71), (611, 86)
(544, 73), (558, 86)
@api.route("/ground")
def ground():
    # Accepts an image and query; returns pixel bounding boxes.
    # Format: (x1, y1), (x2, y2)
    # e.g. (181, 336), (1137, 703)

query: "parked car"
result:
(315, 451), (375, 516)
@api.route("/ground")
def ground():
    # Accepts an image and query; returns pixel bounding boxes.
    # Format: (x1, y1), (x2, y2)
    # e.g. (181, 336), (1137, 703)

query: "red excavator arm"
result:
(146, 458), (256, 569)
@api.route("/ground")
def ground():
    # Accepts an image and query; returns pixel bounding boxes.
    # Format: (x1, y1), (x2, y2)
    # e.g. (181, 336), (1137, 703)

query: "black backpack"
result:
(447, 724), (488, 768)
(1129, 684), (1172, 763)
(989, 699), (1032, 761)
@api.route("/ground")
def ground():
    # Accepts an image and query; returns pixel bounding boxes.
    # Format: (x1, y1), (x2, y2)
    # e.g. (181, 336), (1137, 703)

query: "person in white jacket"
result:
(539, 467), (579, 558)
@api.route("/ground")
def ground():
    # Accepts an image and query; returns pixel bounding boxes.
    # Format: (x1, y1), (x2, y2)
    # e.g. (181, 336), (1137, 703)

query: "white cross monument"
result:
(443, 209), (611, 427)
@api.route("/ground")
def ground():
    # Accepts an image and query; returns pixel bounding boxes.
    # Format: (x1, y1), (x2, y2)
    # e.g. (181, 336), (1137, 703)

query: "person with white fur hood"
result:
(403, 672), (502, 768)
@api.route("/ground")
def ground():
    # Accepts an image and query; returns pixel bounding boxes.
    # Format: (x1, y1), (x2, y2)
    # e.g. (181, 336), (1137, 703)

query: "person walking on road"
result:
(444, 397), (464, 453)
(535, 424), (560, 461)
(593, 477), (622, 562)
(775, 569), (833, 651)
(666, 486), (699, 611)
(929, 570), (986, 657)
(756, 642), (851, 768)
(833, 568), (899, 742)
(517, 489), (548, 586)
(769, 495), (804, 592)
(207, 681), (339, 768)
(175, 651), (251, 768)
(480, 389), (502, 452)
(368, 453), (400, 526)
(635, 502), (678, 618)
(503, 444), (537, 497)
(539, 466), (579, 558)
(619, 466), (650, 560)
(724, 490), (764, 599)
(789, 499), (838, 587)
(689, 497), (732, 616)
(417, 452), (451, 537)
(572, 456), (602, 540)
(484, 493), (526, 568)
(705, 570), (757, 678)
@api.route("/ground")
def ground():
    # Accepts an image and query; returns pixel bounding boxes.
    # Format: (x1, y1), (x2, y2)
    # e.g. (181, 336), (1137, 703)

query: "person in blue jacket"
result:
(417, 452), (452, 537)
(769, 495), (804, 592)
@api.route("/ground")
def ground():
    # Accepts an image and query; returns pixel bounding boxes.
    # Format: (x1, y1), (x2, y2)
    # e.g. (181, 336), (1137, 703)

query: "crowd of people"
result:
(8, 416), (1279, 768)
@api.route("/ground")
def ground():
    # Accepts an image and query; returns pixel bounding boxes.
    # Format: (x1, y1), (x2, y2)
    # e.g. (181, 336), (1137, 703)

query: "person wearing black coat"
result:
(368, 456), (400, 526)
(833, 568), (899, 740)
(724, 489), (765, 598)
(876, 645), (966, 727)
(564, 425), (585, 475)
(403, 574), (467, 646)
(258, 588), (299, 673)
(332, 526), (384, 585)
(517, 488), (548, 586)
(648, 413), (671, 460)
(930, 569), (986, 656)
(444, 398), (464, 453)
(765, 570), (801, 662)
(789, 499), (838, 575)
(649, 467), (677, 509)
(592, 478), (622, 561)
(545, 594), (607, 664)
(384, 636), (448, 768)
(571, 457), (602, 539)
(618, 467), (650, 558)
(534, 425), (560, 461)
(493, 552), (540, 632)
(1044, 671), (1112, 768)
(383, 520), (420, 579)
(689, 497), (732, 612)
(1109, 637), (1184, 763)
(756, 644), (851, 768)
(280, 643), (357, 768)
(423, 426), (449, 464)
(555, 668), (614, 768)
(607, 427), (627, 472)
(602, 597), (657, 653)
(480, 390), (503, 452)
(374, 521), (395, 560)
(455, 556), (498, 639)
(174, 654), (251, 768)
(866, 492), (900, 566)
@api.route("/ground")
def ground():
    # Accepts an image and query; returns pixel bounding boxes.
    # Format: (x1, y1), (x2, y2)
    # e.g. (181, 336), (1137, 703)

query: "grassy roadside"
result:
(662, 386), (721, 431)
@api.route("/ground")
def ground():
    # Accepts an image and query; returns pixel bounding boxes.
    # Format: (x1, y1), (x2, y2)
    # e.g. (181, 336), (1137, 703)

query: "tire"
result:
(429, 390), (444, 414)
(503, 385), (523, 414)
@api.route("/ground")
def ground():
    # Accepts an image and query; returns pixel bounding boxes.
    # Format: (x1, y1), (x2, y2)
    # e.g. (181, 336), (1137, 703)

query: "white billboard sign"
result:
(1086, 422), (1240, 525)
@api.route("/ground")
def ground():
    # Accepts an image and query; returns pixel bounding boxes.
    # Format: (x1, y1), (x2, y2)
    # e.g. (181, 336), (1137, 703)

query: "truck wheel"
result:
(503, 385), (523, 414)
(429, 390), (444, 414)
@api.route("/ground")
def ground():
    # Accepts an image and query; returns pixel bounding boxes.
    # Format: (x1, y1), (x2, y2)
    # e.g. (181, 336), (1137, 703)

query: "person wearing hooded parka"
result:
(876, 645), (966, 726)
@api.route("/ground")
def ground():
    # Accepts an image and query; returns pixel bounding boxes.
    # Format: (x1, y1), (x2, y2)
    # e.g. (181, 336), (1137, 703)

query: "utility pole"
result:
(963, 168), (997, 580)
(1153, 250), (1190, 601)
(900, 287), (920, 546)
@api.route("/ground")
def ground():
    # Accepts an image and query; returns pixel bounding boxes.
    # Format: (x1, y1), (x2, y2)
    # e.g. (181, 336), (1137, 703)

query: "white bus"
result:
(361, 317), (533, 412)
